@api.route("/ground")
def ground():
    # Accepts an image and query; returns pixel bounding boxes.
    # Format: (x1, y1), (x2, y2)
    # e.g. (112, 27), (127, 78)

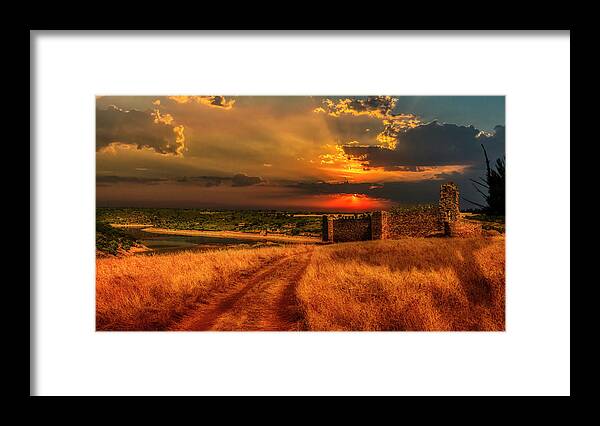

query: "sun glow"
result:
(319, 193), (392, 212)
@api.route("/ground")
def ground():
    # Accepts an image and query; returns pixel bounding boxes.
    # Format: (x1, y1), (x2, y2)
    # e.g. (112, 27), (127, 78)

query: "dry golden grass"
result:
(96, 245), (308, 331)
(97, 236), (505, 331)
(297, 237), (505, 331)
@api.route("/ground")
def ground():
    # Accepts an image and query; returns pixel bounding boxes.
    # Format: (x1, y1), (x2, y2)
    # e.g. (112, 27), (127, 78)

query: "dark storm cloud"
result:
(287, 181), (376, 195)
(231, 173), (265, 187)
(96, 105), (185, 155)
(175, 176), (225, 187)
(175, 174), (264, 188)
(96, 175), (168, 186)
(342, 122), (505, 169)
(97, 173), (265, 188)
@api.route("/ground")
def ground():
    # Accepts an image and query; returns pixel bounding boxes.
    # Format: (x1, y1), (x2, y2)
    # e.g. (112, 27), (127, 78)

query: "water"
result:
(120, 227), (307, 255)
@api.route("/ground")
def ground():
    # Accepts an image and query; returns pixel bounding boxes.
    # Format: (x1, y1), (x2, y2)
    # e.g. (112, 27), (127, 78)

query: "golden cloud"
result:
(151, 108), (175, 125)
(97, 105), (185, 156)
(317, 144), (369, 179)
(314, 96), (421, 149)
(168, 95), (235, 110)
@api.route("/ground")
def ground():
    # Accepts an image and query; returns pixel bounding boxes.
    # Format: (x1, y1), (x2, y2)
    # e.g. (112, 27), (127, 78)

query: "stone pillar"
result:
(371, 211), (389, 240)
(439, 182), (460, 236)
(443, 220), (457, 237)
(322, 215), (329, 241)
(327, 216), (335, 242)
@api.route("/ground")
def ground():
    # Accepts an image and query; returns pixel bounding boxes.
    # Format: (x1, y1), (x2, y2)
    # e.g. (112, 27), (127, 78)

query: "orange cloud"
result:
(316, 142), (469, 183)
(173, 125), (186, 155)
(151, 108), (175, 125)
(168, 95), (235, 110)
(317, 144), (368, 176)
(97, 105), (185, 156)
(314, 96), (421, 149)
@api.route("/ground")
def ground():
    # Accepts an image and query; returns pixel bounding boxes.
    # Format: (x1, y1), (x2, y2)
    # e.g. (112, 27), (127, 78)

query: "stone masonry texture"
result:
(321, 182), (481, 242)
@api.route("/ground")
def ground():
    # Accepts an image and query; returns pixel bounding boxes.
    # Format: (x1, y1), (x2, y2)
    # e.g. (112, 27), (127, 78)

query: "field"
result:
(96, 208), (325, 255)
(96, 236), (505, 331)
(97, 208), (323, 235)
(96, 245), (309, 330)
(297, 237), (505, 331)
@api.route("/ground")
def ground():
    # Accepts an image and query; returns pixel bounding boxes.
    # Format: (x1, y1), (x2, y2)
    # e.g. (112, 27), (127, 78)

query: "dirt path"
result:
(171, 247), (314, 331)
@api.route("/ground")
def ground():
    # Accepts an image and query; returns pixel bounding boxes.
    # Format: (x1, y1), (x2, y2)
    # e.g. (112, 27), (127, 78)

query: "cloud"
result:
(231, 173), (264, 187)
(168, 96), (235, 110)
(97, 173), (265, 188)
(96, 105), (185, 155)
(342, 122), (505, 169)
(96, 96), (505, 209)
(314, 96), (421, 148)
(315, 96), (396, 119)
(287, 180), (377, 195)
(96, 175), (167, 186)
(173, 174), (265, 188)
(175, 176), (225, 187)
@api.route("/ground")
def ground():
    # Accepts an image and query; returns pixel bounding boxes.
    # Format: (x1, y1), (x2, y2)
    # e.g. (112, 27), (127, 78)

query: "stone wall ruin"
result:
(322, 182), (480, 242)
(323, 215), (371, 242)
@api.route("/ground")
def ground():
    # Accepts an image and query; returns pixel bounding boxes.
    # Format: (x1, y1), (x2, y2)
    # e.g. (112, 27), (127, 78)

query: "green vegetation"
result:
(465, 213), (505, 233)
(96, 208), (323, 236)
(468, 214), (504, 224)
(96, 221), (139, 255)
(388, 204), (437, 214)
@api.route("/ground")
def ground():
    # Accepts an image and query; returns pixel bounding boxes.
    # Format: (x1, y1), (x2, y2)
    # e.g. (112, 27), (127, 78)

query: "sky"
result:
(96, 96), (505, 212)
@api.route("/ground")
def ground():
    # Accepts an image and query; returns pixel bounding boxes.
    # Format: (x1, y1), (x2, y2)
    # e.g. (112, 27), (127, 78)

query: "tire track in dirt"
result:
(171, 246), (314, 331)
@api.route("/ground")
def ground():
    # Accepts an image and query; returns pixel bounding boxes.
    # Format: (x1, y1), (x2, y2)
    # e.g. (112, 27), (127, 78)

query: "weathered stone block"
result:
(371, 211), (389, 240)
(439, 182), (460, 225)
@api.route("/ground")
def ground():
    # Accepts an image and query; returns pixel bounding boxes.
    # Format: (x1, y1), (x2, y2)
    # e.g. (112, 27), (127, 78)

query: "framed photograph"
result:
(31, 30), (570, 396)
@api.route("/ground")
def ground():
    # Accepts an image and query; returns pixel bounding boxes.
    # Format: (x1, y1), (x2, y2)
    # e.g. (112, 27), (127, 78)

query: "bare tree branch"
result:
(481, 143), (491, 178)
(469, 178), (489, 189)
(471, 182), (489, 199)
(462, 197), (487, 208)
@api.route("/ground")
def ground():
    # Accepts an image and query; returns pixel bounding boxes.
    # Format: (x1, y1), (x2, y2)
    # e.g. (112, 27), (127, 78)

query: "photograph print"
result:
(96, 95), (505, 332)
